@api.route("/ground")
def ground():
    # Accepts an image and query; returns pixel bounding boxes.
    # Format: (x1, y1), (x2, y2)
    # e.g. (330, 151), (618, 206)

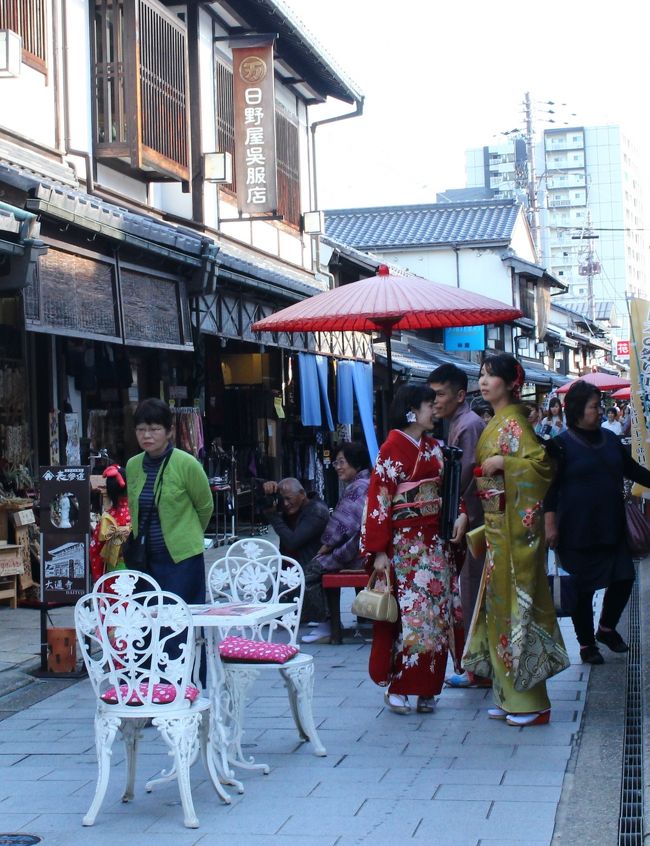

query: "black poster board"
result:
(39, 466), (91, 604)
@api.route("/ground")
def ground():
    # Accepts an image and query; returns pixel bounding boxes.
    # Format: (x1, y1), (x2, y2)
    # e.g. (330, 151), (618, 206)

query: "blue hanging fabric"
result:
(314, 355), (335, 431)
(298, 353), (321, 426)
(352, 361), (379, 463)
(336, 360), (354, 425)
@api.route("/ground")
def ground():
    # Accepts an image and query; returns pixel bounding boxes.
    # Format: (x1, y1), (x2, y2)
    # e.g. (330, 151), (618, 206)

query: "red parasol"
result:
(252, 265), (521, 393)
(556, 372), (631, 395)
(610, 386), (631, 400)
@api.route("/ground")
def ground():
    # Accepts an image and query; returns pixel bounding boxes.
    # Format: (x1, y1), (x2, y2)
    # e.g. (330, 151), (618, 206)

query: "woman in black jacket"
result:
(544, 381), (650, 664)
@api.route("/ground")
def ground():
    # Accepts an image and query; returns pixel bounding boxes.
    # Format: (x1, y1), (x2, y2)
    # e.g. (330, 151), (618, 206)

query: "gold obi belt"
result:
(391, 478), (441, 525)
(475, 475), (506, 513)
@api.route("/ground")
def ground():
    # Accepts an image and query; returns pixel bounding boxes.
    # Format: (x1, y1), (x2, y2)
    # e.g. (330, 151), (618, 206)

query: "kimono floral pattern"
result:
(497, 418), (522, 455)
(463, 404), (569, 713)
(361, 429), (463, 697)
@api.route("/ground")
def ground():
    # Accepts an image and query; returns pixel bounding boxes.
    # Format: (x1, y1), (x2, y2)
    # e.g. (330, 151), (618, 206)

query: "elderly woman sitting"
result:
(302, 442), (371, 643)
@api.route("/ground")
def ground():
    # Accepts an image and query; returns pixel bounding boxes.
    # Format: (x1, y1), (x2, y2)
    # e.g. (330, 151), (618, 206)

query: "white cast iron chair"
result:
(75, 571), (226, 828)
(208, 538), (326, 771)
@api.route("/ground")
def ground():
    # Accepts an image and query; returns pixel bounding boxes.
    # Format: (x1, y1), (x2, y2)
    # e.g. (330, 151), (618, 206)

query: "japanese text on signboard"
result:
(232, 37), (278, 215)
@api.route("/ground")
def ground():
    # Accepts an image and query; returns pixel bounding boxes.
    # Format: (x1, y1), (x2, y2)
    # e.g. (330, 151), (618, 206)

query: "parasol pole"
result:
(386, 329), (394, 404)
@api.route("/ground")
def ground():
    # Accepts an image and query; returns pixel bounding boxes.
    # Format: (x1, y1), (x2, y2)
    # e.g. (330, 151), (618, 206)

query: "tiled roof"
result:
(324, 199), (520, 250)
(559, 299), (615, 322)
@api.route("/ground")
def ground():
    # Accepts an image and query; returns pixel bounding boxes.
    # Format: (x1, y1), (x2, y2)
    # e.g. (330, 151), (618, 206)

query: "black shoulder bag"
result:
(123, 452), (172, 572)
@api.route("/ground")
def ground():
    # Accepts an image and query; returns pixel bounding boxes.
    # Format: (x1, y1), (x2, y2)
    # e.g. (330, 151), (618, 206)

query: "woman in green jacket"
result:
(126, 398), (213, 604)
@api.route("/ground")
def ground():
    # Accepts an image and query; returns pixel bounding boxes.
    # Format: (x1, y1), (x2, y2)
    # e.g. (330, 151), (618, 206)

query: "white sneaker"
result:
(488, 707), (507, 720)
(301, 623), (332, 643)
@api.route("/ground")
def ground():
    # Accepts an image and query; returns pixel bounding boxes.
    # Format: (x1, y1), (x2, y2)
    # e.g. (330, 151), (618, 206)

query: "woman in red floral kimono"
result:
(89, 465), (131, 586)
(361, 384), (468, 714)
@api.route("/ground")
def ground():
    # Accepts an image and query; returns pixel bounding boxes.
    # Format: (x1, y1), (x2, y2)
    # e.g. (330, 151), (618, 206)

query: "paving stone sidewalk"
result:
(0, 590), (588, 846)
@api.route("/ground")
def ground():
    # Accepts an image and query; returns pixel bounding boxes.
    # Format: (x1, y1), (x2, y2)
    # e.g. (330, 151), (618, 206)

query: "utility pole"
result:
(574, 211), (600, 322)
(523, 92), (541, 259)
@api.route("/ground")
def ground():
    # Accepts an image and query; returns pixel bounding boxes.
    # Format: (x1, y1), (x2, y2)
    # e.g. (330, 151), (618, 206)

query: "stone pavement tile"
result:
(463, 725), (577, 746)
(501, 770), (565, 786)
(510, 745), (571, 764)
(477, 841), (550, 846)
(486, 799), (558, 837)
(434, 783), (561, 802)
(334, 753), (455, 770)
(276, 810), (422, 839)
(0, 763), (56, 780)
(194, 835), (338, 846)
(437, 743), (518, 763)
(147, 805), (292, 836)
(378, 766), (505, 787)
(358, 797), (491, 824)
(0, 778), (91, 799)
(15, 810), (167, 833)
(0, 753), (28, 764)
(1, 791), (96, 813)
(0, 814), (40, 830)
(336, 834), (479, 846)
(0, 738), (94, 754)
(39, 833), (206, 846)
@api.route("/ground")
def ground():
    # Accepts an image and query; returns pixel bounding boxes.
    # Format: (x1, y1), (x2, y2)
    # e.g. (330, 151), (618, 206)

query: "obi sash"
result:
(391, 477), (441, 524)
(475, 475), (506, 513)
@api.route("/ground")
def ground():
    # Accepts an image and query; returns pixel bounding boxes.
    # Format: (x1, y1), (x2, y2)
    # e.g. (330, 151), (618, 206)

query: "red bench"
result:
(321, 570), (369, 644)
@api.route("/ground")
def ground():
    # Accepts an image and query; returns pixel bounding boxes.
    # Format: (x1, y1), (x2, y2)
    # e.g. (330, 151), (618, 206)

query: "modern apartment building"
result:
(463, 125), (648, 344)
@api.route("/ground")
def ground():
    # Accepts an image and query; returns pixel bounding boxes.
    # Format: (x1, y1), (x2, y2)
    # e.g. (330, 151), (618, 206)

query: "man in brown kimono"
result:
(428, 364), (489, 688)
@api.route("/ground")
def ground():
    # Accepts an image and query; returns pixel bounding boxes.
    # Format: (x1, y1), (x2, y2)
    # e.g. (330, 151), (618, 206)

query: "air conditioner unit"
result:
(0, 29), (22, 78)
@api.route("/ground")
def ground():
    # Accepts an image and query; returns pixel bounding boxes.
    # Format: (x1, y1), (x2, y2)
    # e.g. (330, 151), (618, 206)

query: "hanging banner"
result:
(231, 35), (278, 215)
(628, 298), (650, 494)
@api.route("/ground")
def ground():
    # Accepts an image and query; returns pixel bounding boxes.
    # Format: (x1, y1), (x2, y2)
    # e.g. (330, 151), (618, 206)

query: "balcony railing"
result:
(0, 0), (47, 72)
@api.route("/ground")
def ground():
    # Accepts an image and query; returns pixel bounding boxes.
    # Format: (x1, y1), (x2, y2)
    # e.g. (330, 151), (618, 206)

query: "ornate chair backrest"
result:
(75, 585), (196, 709)
(93, 570), (161, 597)
(208, 539), (303, 645)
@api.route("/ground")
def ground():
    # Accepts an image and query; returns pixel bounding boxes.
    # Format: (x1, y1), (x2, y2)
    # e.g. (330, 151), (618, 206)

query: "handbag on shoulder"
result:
(123, 452), (172, 573)
(351, 570), (398, 623)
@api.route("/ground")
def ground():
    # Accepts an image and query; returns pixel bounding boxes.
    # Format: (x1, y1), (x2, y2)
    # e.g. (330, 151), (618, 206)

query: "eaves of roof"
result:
(211, 0), (362, 104)
(502, 255), (567, 291)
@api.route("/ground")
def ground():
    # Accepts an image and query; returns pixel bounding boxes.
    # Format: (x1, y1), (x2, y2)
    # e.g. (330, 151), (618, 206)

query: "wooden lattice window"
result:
(276, 108), (300, 228)
(215, 57), (236, 194)
(92, 0), (189, 182)
(0, 0), (47, 73)
(214, 56), (301, 226)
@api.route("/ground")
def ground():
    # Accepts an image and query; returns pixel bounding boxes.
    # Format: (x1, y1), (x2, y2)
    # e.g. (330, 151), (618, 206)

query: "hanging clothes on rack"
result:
(172, 407), (205, 458)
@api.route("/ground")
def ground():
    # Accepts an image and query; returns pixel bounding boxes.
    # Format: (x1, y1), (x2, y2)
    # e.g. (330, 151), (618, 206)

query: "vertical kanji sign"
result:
(231, 35), (278, 215)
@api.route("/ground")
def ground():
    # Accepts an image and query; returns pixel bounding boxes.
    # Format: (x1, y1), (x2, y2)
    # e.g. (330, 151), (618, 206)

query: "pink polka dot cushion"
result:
(219, 636), (299, 664)
(101, 682), (200, 705)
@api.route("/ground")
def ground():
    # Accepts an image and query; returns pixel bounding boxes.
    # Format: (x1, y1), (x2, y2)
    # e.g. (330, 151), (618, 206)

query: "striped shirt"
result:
(139, 447), (173, 556)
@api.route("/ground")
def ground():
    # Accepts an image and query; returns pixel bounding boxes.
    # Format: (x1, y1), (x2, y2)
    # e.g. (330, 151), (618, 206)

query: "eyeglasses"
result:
(332, 459), (348, 468)
(135, 425), (166, 436)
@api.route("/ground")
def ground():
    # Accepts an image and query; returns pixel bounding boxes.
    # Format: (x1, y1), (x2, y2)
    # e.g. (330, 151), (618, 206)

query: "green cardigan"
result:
(126, 448), (213, 563)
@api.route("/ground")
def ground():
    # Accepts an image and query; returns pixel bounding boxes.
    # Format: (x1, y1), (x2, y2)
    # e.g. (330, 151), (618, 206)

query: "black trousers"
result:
(571, 578), (634, 648)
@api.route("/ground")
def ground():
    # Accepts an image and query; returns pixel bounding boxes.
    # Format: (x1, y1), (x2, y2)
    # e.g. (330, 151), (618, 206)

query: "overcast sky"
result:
(284, 0), (649, 211)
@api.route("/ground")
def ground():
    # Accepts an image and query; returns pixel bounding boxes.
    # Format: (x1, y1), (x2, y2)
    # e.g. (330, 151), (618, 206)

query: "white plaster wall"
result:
(374, 247), (514, 305)
(0, 20), (57, 148)
(96, 164), (148, 205)
(509, 212), (536, 263)
(63, 0), (92, 151)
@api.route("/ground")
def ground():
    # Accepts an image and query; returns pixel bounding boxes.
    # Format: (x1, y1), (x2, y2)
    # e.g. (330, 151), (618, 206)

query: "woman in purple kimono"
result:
(302, 442), (371, 642)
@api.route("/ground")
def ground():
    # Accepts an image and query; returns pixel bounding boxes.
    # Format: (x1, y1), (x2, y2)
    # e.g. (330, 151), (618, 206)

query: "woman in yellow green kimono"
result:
(463, 354), (569, 726)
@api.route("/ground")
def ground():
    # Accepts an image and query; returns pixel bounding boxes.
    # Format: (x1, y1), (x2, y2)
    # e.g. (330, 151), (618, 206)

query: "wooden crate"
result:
(0, 576), (17, 608)
(13, 526), (31, 584)
(11, 508), (36, 527)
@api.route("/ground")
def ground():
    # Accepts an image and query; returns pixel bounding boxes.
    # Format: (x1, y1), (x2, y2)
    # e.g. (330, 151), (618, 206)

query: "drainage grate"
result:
(618, 575), (644, 846)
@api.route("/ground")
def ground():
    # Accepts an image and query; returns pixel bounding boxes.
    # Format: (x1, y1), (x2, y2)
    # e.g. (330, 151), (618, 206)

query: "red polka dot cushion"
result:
(218, 636), (299, 664)
(100, 682), (200, 706)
